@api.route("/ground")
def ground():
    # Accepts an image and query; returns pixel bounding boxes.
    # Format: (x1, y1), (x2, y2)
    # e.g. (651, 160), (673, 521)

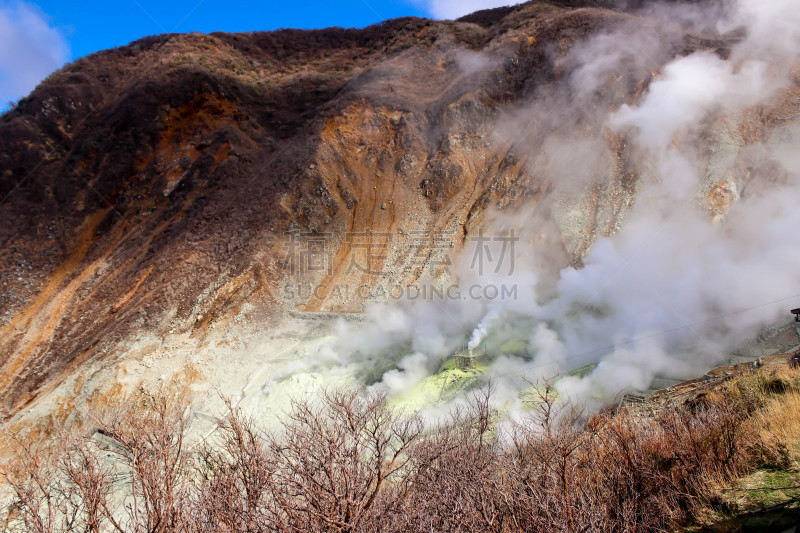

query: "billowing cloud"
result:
(419, 0), (516, 20)
(0, 1), (69, 106)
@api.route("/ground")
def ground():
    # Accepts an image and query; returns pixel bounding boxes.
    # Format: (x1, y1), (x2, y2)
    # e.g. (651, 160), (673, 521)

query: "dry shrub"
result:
(389, 387), (501, 532)
(57, 431), (120, 532)
(0, 436), (63, 533)
(87, 386), (193, 532)
(264, 388), (422, 533)
(490, 379), (762, 532)
(4, 369), (800, 532)
(658, 399), (754, 490)
(495, 382), (596, 532)
(584, 411), (682, 531)
(0, 423), (129, 533)
(189, 397), (273, 532)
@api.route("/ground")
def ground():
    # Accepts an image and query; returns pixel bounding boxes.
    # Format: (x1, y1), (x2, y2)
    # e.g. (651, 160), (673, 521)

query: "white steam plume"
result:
(298, 0), (800, 414)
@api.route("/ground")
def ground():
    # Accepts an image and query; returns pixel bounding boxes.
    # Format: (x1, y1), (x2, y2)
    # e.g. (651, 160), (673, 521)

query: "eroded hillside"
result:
(1, 0), (798, 425)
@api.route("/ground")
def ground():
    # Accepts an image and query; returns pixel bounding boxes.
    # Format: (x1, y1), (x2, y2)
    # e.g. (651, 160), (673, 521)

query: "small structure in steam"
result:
(452, 342), (487, 370)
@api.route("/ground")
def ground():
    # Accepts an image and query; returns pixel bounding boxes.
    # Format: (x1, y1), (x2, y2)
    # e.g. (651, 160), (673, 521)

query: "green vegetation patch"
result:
(732, 469), (800, 509)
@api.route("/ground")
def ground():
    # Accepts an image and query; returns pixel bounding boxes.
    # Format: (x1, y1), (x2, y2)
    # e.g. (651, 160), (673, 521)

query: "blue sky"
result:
(0, 0), (514, 106)
(37, 0), (429, 60)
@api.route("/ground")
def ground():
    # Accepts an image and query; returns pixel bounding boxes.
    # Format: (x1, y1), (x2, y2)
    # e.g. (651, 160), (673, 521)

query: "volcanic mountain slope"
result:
(0, 0), (798, 421)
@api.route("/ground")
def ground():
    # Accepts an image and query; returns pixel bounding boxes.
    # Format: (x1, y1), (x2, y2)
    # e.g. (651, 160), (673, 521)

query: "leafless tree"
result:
(494, 380), (594, 532)
(190, 397), (273, 532)
(264, 388), (422, 533)
(392, 385), (504, 533)
(89, 387), (192, 533)
(0, 436), (62, 533)
(58, 430), (125, 533)
(0, 373), (780, 533)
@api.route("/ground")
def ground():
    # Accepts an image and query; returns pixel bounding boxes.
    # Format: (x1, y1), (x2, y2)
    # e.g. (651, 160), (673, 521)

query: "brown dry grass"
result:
(759, 390), (800, 451)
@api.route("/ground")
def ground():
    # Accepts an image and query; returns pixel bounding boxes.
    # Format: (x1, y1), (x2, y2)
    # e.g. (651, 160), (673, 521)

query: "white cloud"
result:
(0, 1), (69, 105)
(419, 0), (516, 20)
